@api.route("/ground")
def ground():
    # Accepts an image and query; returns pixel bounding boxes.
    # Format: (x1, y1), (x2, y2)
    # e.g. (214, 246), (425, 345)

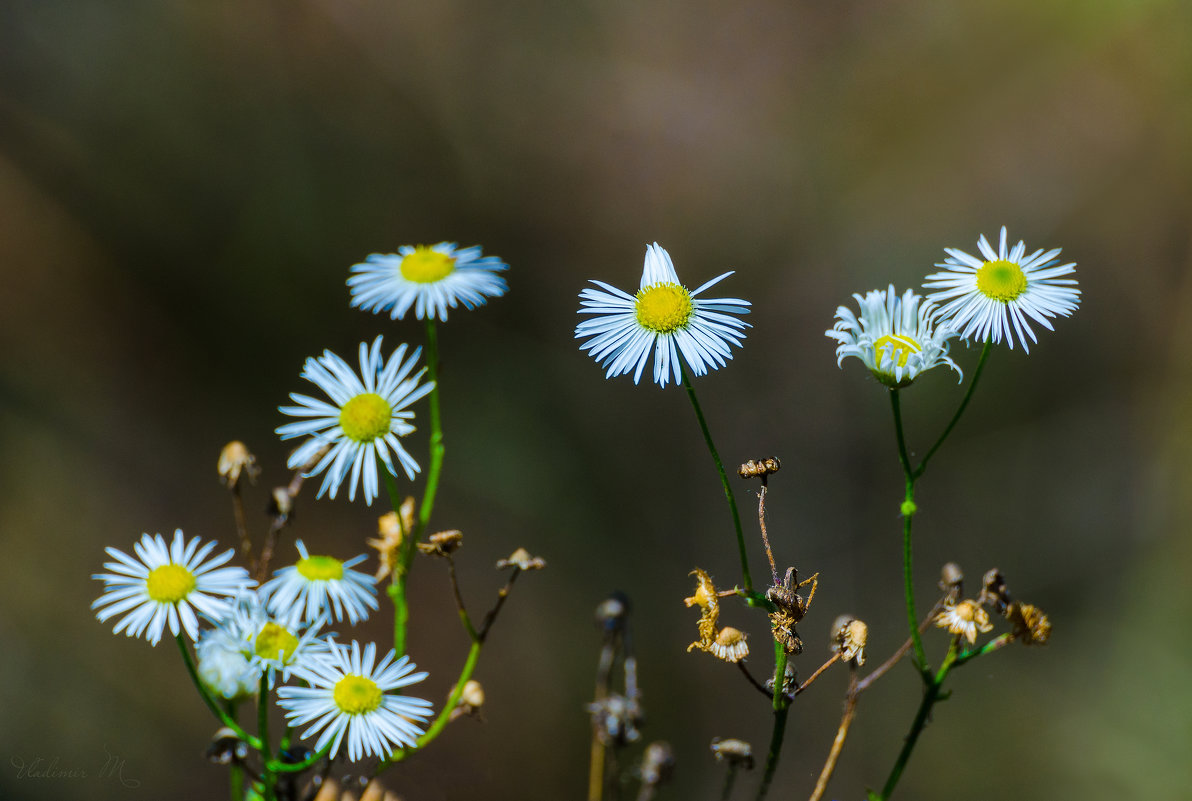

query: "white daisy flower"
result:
(196, 619), (261, 700)
(277, 640), (433, 762)
(277, 337), (434, 505)
(934, 600), (993, 644)
(200, 592), (330, 691)
(826, 285), (962, 388)
(262, 540), (378, 627)
(348, 242), (508, 321)
(92, 530), (253, 646)
(923, 227), (1080, 352)
(575, 243), (751, 387)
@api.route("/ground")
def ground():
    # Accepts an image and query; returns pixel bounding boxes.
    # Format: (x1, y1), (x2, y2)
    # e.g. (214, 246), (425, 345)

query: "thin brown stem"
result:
(445, 556), (479, 640)
(737, 661), (773, 700)
(254, 444), (327, 584)
(478, 568), (522, 643)
(230, 483), (252, 567)
(856, 602), (941, 694)
(757, 482), (779, 586)
(794, 652), (841, 696)
(808, 669), (859, 801)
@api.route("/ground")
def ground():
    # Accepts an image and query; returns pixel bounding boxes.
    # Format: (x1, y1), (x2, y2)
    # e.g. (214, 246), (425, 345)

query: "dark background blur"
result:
(2, 2), (1191, 799)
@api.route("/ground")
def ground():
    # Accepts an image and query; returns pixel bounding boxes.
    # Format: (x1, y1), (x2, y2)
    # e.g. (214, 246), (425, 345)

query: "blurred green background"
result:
(2, 1), (1191, 799)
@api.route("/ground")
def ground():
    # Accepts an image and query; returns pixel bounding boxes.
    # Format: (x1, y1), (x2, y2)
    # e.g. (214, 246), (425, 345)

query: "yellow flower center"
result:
(399, 246), (456, 284)
(254, 622), (299, 663)
(145, 564), (196, 603)
(634, 283), (693, 334)
(873, 334), (921, 367)
(339, 393), (392, 442)
(333, 674), (383, 715)
(297, 555), (344, 582)
(976, 260), (1028, 302)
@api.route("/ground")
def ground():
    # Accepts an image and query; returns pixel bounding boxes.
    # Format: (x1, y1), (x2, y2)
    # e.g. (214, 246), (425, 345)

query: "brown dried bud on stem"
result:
(496, 547), (546, 571)
(710, 738), (754, 769)
(218, 441), (259, 488)
(738, 457), (781, 480)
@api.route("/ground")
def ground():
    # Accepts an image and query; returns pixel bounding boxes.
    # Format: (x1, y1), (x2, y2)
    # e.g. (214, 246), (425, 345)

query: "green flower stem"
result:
(877, 640), (960, 800)
(889, 391), (928, 676)
(912, 341), (992, 480)
(257, 673), (275, 799)
(175, 634), (262, 750)
(230, 762), (243, 801)
(755, 642), (792, 801)
(720, 763), (740, 801)
(954, 632), (1014, 667)
(382, 639), (482, 766)
(680, 368), (755, 596)
(384, 318), (447, 659)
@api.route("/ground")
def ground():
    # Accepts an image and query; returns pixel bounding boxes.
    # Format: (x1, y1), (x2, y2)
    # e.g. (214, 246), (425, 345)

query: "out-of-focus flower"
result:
(348, 242), (508, 322)
(262, 540), (377, 626)
(935, 600), (993, 644)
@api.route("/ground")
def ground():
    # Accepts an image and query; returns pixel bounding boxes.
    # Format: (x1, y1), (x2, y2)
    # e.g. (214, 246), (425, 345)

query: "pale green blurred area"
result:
(2, 1), (1191, 799)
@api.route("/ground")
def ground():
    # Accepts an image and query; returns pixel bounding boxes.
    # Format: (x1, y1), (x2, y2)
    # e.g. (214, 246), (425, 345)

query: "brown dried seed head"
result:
(709, 627), (750, 663)
(218, 441), (259, 487)
(417, 529), (464, 556)
(640, 741), (676, 787)
(939, 562), (964, 602)
(833, 618), (868, 665)
(738, 457), (781, 479)
(268, 487), (293, 519)
(979, 568), (1012, 613)
(710, 737), (755, 769)
(1007, 602), (1051, 645)
(448, 679), (486, 721)
(684, 569), (720, 647)
(496, 547), (546, 570)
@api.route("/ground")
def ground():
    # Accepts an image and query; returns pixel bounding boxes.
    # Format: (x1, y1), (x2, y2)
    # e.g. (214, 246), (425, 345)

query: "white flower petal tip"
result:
(348, 242), (508, 322)
(575, 242), (751, 388)
(826, 285), (962, 388)
(923, 227), (1080, 353)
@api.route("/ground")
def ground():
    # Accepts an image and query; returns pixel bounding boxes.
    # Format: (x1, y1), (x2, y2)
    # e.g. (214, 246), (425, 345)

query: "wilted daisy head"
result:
(277, 639), (433, 762)
(923, 227), (1080, 352)
(348, 242), (508, 322)
(826, 285), (962, 388)
(92, 530), (253, 646)
(277, 337), (434, 505)
(262, 539), (378, 627)
(575, 243), (751, 388)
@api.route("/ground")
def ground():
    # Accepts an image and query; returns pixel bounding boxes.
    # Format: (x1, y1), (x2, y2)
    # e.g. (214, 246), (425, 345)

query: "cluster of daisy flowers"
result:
(827, 227), (1080, 387)
(574, 228), (1078, 390)
(93, 531), (430, 760)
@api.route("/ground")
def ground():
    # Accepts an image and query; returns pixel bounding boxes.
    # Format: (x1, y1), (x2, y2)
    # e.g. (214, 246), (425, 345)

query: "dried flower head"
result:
(448, 679), (486, 722)
(765, 661), (797, 697)
(935, 600), (993, 644)
(710, 738), (754, 769)
(738, 457), (781, 480)
(708, 626), (750, 663)
(218, 441), (259, 488)
(939, 562), (964, 604)
(206, 727), (249, 766)
(979, 568), (1012, 614)
(595, 593), (630, 633)
(684, 568), (720, 650)
(367, 498), (415, 581)
(832, 617), (868, 666)
(496, 547), (546, 571)
(1007, 602), (1051, 645)
(417, 530), (463, 557)
(640, 741), (676, 788)
(269, 487), (294, 522)
(588, 694), (643, 747)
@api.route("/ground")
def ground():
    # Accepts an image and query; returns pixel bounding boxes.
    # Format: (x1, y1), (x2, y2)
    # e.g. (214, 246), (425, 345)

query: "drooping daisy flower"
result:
(199, 591), (330, 692)
(277, 640), (433, 762)
(826, 285), (962, 388)
(348, 242), (508, 322)
(92, 530), (253, 646)
(575, 243), (751, 387)
(262, 540), (378, 627)
(277, 337), (434, 505)
(923, 227), (1080, 352)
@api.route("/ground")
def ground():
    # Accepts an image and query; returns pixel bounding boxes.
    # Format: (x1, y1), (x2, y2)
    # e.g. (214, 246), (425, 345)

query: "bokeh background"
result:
(2, 1), (1191, 799)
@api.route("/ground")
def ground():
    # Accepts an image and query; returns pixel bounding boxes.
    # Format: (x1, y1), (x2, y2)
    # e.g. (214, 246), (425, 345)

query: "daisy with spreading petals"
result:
(277, 337), (434, 505)
(348, 242), (508, 321)
(277, 640), (433, 762)
(923, 227), (1080, 352)
(826, 285), (962, 388)
(92, 529), (253, 646)
(262, 540), (378, 627)
(575, 243), (751, 387)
